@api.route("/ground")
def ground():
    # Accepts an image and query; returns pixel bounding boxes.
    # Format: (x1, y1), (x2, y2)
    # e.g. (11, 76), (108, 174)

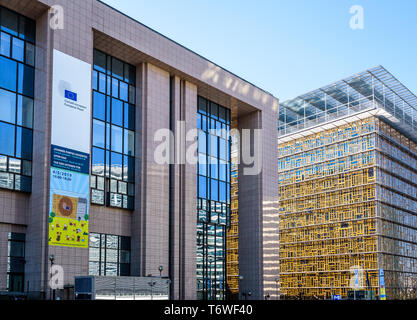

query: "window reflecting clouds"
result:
(91, 50), (136, 209)
(0, 7), (34, 193)
(197, 96), (231, 300)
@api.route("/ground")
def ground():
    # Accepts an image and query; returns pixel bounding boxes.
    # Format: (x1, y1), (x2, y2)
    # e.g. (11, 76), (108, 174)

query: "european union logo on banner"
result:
(65, 90), (77, 101)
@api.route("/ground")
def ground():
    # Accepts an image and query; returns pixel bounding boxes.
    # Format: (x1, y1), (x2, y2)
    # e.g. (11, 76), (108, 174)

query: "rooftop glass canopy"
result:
(279, 66), (417, 143)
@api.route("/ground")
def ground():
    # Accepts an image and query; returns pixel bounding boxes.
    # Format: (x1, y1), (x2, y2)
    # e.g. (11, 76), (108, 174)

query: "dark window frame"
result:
(7, 232), (25, 293)
(91, 49), (136, 210)
(88, 232), (131, 277)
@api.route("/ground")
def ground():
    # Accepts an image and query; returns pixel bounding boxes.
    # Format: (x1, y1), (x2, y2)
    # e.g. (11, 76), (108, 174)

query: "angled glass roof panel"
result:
(279, 66), (417, 141)
(322, 82), (349, 105)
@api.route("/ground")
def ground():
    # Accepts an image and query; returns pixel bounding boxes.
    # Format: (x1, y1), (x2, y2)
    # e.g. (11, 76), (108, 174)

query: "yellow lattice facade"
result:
(226, 125), (239, 298)
(278, 117), (417, 299)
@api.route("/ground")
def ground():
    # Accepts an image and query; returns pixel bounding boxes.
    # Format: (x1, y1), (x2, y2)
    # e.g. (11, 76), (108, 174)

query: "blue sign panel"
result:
(51, 144), (90, 174)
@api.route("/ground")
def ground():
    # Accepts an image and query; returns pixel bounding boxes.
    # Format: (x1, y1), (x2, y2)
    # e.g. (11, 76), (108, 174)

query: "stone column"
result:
(238, 111), (263, 300)
(24, 9), (53, 299)
(169, 77), (197, 300)
(238, 100), (279, 300)
(136, 63), (170, 278)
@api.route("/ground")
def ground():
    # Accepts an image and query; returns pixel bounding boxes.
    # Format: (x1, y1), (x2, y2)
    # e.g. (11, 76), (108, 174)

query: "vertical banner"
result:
(354, 269), (359, 289)
(48, 50), (92, 248)
(379, 269), (386, 300)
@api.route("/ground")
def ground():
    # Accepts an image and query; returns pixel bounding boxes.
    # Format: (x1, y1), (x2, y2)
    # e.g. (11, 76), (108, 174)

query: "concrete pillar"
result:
(238, 111), (263, 300)
(169, 77), (197, 300)
(137, 63), (170, 278)
(238, 101), (279, 300)
(24, 9), (53, 299)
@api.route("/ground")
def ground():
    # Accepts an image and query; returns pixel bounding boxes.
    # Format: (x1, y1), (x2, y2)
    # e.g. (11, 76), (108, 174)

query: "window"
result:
(197, 96), (230, 300)
(0, 55), (17, 91)
(88, 233), (131, 276)
(7, 232), (25, 292)
(0, 7), (34, 193)
(91, 49), (136, 210)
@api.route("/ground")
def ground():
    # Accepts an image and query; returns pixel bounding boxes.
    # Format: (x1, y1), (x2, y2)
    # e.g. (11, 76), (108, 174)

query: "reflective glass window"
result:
(198, 176), (207, 199)
(0, 32), (10, 56)
(110, 152), (122, 180)
(211, 179), (218, 201)
(16, 95), (33, 128)
(0, 122), (15, 156)
(24, 42), (34, 66)
(93, 91), (105, 121)
(18, 63), (34, 97)
(0, 88), (15, 123)
(124, 103), (135, 130)
(92, 50), (136, 210)
(120, 81), (128, 101)
(111, 98), (123, 126)
(124, 129), (134, 156)
(111, 125), (123, 153)
(93, 50), (106, 73)
(15, 126), (32, 160)
(92, 147), (104, 176)
(0, 12), (36, 192)
(112, 57), (124, 80)
(0, 56), (16, 91)
(1, 8), (18, 36)
(11, 37), (23, 61)
(196, 96), (230, 300)
(92, 120), (105, 148)
(18, 16), (35, 43)
(7, 232), (25, 293)
(89, 233), (131, 276)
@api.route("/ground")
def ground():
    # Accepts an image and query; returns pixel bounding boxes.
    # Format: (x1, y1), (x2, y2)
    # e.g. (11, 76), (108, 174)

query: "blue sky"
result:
(102, 0), (417, 101)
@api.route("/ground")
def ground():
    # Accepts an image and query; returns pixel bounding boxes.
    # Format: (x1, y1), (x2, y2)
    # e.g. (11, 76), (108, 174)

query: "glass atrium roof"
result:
(279, 66), (417, 143)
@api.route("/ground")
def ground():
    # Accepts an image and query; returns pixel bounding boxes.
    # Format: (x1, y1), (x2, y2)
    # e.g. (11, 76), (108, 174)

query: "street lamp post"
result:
(238, 275), (244, 300)
(247, 291), (252, 300)
(49, 254), (55, 300)
(275, 277), (279, 300)
(159, 265), (163, 278)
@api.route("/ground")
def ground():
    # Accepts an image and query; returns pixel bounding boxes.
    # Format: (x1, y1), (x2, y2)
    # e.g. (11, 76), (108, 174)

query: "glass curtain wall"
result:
(88, 232), (131, 276)
(0, 6), (35, 192)
(197, 96), (231, 300)
(90, 49), (136, 210)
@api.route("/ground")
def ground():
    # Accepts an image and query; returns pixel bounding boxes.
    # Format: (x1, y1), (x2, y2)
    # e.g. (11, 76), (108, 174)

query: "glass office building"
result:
(197, 96), (231, 300)
(278, 66), (417, 300)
